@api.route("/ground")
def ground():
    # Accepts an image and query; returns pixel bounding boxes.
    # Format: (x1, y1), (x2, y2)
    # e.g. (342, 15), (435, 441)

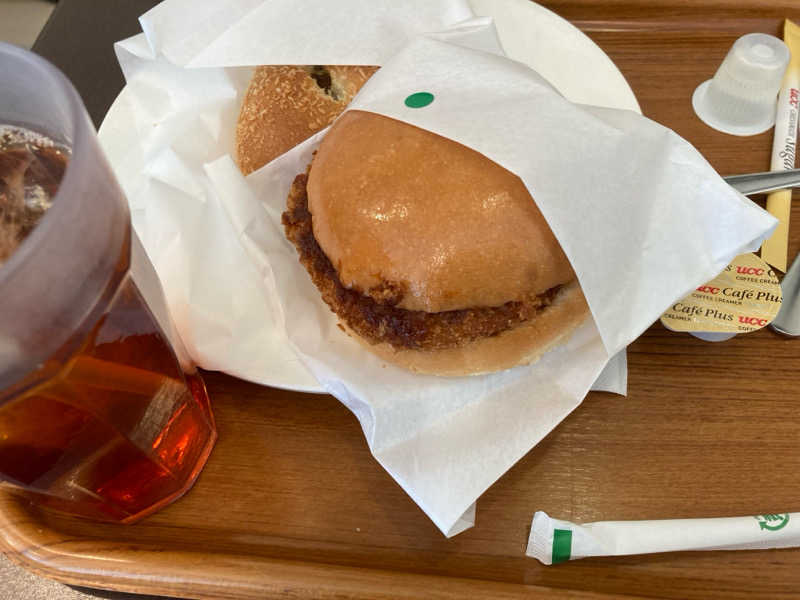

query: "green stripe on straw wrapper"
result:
(552, 529), (572, 564)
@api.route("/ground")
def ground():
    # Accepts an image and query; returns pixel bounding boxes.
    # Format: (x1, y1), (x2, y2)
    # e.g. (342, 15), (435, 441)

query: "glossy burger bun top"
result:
(307, 110), (577, 313)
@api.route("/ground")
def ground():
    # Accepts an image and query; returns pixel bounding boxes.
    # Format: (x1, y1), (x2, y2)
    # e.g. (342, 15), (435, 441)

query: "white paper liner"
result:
(103, 11), (631, 396)
(99, 2), (775, 536)
(238, 31), (774, 535)
(138, 0), (475, 67)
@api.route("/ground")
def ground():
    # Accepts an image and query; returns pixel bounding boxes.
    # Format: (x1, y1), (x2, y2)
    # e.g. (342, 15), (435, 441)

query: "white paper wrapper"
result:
(527, 511), (800, 564)
(236, 31), (775, 535)
(103, 5), (630, 395)
(244, 138), (610, 537)
(101, 2), (774, 537)
(343, 36), (776, 354)
(138, 0), (475, 67)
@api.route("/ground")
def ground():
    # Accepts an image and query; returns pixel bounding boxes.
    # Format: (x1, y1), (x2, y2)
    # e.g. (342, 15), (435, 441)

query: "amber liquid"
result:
(0, 273), (217, 523)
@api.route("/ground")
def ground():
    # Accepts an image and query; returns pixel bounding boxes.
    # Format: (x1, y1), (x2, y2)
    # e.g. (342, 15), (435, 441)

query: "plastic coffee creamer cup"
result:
(660, 253), (782, 342)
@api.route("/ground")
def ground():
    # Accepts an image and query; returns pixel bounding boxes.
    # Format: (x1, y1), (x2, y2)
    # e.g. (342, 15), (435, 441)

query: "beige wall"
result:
(0, 0), (54, 48)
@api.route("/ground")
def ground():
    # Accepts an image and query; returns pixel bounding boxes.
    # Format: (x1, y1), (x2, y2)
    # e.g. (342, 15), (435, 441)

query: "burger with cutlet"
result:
(279, 110), (590, 376)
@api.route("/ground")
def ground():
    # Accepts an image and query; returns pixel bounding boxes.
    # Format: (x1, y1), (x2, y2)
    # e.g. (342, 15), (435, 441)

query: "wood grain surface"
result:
(3, 1), (800, 598)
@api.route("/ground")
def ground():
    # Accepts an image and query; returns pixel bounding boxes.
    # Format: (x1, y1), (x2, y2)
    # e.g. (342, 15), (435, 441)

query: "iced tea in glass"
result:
(0, 44), (217, 523)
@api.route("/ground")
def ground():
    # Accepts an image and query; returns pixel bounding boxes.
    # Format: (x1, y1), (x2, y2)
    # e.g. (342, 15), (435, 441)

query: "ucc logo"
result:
(696, 285), (720, 294)
(739, 316), (768, 326)
(736, 266), (764, 275)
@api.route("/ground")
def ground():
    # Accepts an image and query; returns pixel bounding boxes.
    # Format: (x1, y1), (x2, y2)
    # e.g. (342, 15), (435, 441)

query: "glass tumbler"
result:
(0, 44), (217, 523)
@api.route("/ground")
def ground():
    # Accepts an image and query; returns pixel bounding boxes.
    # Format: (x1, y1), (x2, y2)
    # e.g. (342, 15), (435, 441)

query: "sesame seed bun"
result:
(235, 65), (377, 175)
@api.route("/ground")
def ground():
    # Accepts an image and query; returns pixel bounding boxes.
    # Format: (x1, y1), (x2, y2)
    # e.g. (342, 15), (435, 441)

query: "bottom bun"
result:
(342, 280), (590, 376)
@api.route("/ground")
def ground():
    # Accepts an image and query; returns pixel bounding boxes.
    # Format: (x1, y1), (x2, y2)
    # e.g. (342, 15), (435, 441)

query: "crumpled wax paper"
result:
(99, 5), (774, 536)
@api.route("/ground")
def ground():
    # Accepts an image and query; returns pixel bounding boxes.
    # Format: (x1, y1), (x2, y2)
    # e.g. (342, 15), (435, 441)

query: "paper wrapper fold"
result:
(101, 3), (775, 536)
(138, 0), (476, 67)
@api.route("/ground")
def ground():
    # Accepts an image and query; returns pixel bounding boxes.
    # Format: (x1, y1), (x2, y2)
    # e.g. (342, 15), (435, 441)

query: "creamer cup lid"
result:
(661, 253), (782, 338)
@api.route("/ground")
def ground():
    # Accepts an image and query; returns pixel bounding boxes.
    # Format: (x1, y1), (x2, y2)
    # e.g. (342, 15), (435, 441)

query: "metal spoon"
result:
(723, 167), (800, 196)
(770, 252), (800, 336)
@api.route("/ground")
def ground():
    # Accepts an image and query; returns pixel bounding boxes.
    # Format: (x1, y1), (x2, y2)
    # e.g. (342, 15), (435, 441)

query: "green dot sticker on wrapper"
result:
(404, 92), (434, 108)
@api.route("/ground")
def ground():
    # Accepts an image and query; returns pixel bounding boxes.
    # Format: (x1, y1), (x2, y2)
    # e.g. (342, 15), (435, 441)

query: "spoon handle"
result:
(724, 168), (800, 196)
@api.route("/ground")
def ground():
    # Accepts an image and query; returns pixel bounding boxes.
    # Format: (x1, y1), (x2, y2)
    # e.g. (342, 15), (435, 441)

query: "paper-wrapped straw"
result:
(527, 511), (798, 565)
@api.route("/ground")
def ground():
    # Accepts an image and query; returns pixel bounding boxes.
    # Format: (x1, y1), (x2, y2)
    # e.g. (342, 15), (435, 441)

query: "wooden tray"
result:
(4, 2), (800, 598)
